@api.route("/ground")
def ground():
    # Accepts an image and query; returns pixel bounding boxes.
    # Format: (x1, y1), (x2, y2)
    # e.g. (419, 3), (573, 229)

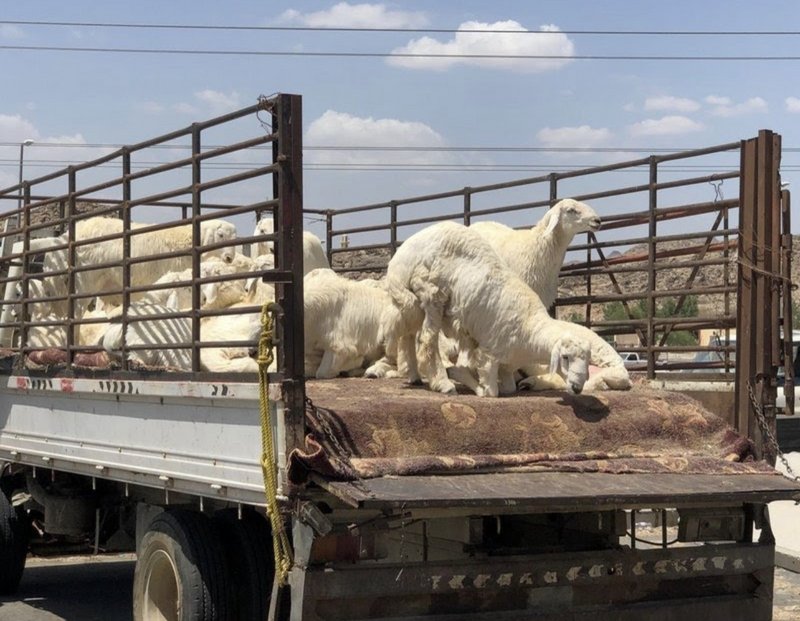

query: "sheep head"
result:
(549, 335), (590, 395)
(202, 220), (238, 264)
(543, 199), (601, 237)
(254, 217), (276, 255)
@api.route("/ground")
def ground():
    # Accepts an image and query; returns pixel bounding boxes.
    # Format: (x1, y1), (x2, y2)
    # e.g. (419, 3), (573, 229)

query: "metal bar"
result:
(274, 94), (306, 455)
(782, 189), (794, 416)
(646, 156), (657, 378)
(121, 148), (132, 370)
(190, 123), (202, 373)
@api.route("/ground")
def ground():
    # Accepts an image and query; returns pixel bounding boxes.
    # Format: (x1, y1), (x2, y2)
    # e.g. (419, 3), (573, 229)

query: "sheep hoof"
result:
(409, 378), (424, 386)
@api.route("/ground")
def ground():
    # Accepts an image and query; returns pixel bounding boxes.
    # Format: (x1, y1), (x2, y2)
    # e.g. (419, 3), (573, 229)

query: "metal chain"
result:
(747, 379), (799, 481)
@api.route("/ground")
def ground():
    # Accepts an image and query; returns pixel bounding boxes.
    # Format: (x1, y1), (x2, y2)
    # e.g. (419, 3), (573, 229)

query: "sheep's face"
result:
(244, 254), (275, 296)
(203, 221), (238, 264)
(549, 199), (601, 237)
(550, 336), (590, 395)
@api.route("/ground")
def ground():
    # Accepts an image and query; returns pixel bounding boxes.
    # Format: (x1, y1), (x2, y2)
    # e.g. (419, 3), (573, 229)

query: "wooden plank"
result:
(316, 472), (800, 511)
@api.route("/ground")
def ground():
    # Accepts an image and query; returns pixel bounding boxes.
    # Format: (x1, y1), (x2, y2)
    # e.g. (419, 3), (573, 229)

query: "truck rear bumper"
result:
(290, 542), (774, 620)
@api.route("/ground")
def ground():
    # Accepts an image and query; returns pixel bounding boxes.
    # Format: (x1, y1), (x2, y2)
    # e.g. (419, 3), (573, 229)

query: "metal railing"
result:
(0, 94), (305, 395)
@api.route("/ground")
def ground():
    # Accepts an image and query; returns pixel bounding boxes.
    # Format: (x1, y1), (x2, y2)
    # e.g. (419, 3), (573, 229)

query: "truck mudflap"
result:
(289, 542), (775, 621)
(312, 471), (800, 511)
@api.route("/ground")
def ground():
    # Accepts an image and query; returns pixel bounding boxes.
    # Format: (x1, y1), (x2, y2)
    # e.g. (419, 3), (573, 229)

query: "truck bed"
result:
(1, 374), (798, 509)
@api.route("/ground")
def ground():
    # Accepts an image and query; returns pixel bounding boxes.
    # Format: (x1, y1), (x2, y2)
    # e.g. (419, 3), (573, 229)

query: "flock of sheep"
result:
(17, 198), (632, 397)
(304, 198), (632, 397)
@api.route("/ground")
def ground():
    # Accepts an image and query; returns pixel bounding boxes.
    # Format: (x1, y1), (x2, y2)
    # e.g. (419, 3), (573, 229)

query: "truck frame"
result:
(0, 94), (798, 620)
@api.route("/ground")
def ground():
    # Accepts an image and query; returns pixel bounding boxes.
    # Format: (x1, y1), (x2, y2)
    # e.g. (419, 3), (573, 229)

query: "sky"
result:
(2, 1), (800, 247)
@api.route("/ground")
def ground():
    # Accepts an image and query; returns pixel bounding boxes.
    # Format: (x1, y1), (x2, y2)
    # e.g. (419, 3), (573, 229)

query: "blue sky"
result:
(2, 1), (800, 244)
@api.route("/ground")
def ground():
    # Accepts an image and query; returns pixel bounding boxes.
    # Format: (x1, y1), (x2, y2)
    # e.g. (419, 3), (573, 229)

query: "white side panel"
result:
(0, 376), (277, 505)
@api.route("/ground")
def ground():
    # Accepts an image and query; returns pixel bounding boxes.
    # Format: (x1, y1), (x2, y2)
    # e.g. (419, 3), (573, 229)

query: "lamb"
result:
(102, 300), (192, 370)
(303, 269), (399, 379)
(468, 199), (632, 391)
(252, 216), (330, 275)
(365, 221), (591, 397)
(42, 216), (238, 316)
(470, 198), (601, 309)
(142, 261), (247, 310)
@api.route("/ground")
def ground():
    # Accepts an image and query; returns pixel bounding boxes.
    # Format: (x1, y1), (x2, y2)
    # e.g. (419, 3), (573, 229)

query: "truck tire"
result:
(213, 507), (274, 621)
(0, 489), (29, 595)
(133, 509), (231, 621)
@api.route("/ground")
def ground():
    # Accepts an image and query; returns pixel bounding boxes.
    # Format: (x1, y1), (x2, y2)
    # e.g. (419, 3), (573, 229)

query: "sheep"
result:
(42, 216), (238, 316)
(303, 269), (400, 378)
(366, 221), (591, 397)
(470, 198), (601, 309)
(102, 300), (192, 370)
(252, 217), (330, 275)
(25, 298), (113, 350)
(142, 261), (247, 310)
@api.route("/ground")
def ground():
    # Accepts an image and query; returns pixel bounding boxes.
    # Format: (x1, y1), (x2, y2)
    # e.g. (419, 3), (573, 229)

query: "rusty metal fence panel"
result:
(318, 132), (792, 431)
(0, 94), (305, 400)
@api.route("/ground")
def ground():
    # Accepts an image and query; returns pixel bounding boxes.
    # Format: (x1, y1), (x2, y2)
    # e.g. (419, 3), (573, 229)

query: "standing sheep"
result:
(252, 216), (330, 275)
(366, 221), (591, 397)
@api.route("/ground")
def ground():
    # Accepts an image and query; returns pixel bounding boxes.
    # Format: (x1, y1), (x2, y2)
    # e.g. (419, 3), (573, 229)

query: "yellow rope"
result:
(257, 302), (294, 586)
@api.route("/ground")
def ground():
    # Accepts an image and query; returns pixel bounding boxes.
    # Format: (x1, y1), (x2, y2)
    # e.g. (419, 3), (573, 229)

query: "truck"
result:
(0, 93), (798, 620)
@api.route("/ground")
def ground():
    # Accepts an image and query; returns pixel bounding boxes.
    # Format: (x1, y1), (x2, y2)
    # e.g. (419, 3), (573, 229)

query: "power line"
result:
(2, 44), (800, 61)
(3, 20), (800, 36)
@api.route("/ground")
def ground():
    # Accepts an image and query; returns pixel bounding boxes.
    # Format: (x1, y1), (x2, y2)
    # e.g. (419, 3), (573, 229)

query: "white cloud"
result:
(709, 96), (767, 117)
(388, 21), (575, 73)
(0, 114), (38, 142)
(786, 97), (800, 113)
(305, 110), (454, 167)
(644, 96), (700, 113)
(537, 125), (612, 148)
(628, 115), (704, 137)
(705, 95), (731, 106)
(279, 2), (427, 28)
(194, 89), (240, 112)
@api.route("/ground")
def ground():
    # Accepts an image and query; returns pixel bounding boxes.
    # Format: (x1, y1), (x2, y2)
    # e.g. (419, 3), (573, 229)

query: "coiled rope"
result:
(257, 302), (294, 586)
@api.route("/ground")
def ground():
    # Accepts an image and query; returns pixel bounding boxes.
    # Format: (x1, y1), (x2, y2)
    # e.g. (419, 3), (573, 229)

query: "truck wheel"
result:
(0, 489), (29, 595)
(214, 507), (274, 621)
(133, 509), (231, 621)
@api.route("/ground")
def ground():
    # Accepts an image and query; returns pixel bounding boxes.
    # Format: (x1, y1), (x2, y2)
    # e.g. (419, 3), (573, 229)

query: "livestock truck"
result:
(0, 94), (798, 621)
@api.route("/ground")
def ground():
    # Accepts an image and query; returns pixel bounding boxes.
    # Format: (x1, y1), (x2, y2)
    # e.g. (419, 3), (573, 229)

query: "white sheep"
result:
(26, 298), (113, 350)
(142, 261), (247, 310)
(366, 221), (591, 397)
(252, 217), (329, 275)
(102, 300), (192, 370)
(303, 269), (399, 378)
(470, 198), (601, 309)
(42, 216), (238, 316)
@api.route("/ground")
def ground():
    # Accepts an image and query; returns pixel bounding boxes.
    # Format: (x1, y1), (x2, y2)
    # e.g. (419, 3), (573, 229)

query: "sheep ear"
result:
(544, 207), (561, 235)
(166, 291), (180, 310)
(549, 341), (562, 375)
(95, 297), (105, 312)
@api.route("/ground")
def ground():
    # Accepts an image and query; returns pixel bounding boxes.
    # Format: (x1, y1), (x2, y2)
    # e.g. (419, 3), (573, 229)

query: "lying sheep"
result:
(366, 221), (591, 397)
(42, 216), (238, 316)
(252, 217), (329, 275)
(303, 269), (399, 378)
(26, 298), (113, 350)
(143, 262), (247, 310)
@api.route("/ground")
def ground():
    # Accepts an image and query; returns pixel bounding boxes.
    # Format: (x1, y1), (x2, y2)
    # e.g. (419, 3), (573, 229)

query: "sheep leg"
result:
(518, 372), (567, 391)
(418, 306), (455, 394)
(497, 365), (518, 396)
(446, 365), (480, 393)
(399, 333), (423, 385)
(365, 333), (398, 379)
(475, 358), (499, 398)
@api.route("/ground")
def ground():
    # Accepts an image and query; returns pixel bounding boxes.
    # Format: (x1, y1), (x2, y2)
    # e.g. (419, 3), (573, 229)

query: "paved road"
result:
(1, 553), (799, 620)
(0, 555), (135, 621)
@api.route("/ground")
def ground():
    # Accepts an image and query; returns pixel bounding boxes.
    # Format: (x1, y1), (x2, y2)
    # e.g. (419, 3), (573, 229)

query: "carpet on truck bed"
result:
(289, 378), (775, 483)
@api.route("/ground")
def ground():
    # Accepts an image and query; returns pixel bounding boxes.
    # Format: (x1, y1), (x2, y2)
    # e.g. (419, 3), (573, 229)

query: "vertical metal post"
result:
(121, 148), (132, 370)
(19, 183), (31, 357)
(736, 138), (757, 438)
(646, 157), (658, 378)
(463, 189), (471, 226)
(325, 210), (333, 267)
(66, 167), (77, 370)
(781, 189), (794, 416)
(389, 201), (398, 255)
(274, 94), (306, 453)
(190, 124), (202, 373)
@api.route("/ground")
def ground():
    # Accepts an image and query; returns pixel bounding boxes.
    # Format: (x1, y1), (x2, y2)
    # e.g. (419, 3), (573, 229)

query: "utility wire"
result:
(2, 20), (800, 36)
(2, 44), (800, 61)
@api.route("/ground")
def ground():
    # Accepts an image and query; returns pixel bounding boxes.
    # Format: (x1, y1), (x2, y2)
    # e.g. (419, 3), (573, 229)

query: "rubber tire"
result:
(133, 509), (231, 621)
(213, 508), (274, 621)
(0, 489), (29, 595)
